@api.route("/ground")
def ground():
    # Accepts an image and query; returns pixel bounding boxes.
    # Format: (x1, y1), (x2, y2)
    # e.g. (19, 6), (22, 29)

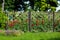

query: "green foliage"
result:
(34, 0), (58, 11)
(51, 7), (56, 11)
(0, 0), (3, 4)
(50, 0), (57, 11)
(0, 12), (8, 23)
(50, 0), (57, 3)
(0, 0), (58, 11)
(0, 12), (8, 28)
(5, 0), (14, 11)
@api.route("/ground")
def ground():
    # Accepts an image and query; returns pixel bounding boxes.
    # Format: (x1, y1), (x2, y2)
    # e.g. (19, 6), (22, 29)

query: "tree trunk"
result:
(2, 0), (4, 12)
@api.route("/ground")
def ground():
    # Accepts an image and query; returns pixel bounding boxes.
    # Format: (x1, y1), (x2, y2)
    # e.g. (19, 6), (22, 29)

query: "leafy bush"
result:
(0, 12), (8, 28)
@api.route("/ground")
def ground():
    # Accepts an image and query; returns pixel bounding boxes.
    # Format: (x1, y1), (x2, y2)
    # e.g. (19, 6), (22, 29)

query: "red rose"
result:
(31, 24), (34, 27)
(53, 23), (57, 28)
(36, 19), (39, 26)
(57, 19), (60, 23)
(9, 21), (14, 27)
(9, 23), (14, 27)
(13, 19), (18, 23)
(26, 19), (29, 22)
(42, 19), (44, 25)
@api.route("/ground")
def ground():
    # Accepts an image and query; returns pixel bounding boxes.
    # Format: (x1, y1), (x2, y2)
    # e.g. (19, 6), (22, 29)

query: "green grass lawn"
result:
(0, 32), (60, 40)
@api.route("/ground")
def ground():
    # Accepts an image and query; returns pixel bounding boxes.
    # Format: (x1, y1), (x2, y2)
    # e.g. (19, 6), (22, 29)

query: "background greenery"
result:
(0, 0), (58, 11)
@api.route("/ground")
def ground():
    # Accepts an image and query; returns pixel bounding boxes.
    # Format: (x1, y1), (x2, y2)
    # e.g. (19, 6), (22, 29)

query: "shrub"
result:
(0, 12), (8, 28)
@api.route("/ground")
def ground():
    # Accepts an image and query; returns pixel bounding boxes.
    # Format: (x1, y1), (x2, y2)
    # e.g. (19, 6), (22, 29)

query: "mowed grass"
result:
(0, 32), (60, 40)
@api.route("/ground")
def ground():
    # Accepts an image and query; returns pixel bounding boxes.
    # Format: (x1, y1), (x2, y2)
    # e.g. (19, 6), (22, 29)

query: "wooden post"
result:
(28, 10), (31, 32)
(53, 11), (55, 32)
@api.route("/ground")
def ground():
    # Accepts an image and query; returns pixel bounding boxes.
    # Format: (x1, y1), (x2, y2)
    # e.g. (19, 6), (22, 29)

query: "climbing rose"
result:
(36, 19), (39, 26)
(42, 19), (44, 25)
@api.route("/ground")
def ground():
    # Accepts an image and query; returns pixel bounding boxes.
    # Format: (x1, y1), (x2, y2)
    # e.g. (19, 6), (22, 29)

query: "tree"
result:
(0, 0), (3, 3)
(4, 0), (15, 11)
